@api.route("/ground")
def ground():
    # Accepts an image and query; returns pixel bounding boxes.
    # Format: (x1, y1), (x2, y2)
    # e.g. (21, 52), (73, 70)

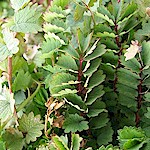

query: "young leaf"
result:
(10, 0), (30, 11)
(52, 136), (69, 150)
(10, 3), (43, 33)
(0, 85), (15, 123)
(12, 70), (32, 92)
(2, 128), (25, 150)
(71, 134), (82, 150)
(0, 28), (19, 61)
(118, 126), (146, 150)
(63, 114), (89, 133)
(57, 54), (78, 71)
(18, 112), (44, 144)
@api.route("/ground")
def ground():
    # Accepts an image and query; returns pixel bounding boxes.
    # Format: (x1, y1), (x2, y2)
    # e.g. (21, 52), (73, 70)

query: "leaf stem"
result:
(8, 56), (12, 93)
(82, 1), (96, 26)
(17, 83), (41, 112)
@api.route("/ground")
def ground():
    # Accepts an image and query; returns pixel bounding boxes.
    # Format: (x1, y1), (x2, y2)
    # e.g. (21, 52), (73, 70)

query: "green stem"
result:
(17, 83), (41, 112)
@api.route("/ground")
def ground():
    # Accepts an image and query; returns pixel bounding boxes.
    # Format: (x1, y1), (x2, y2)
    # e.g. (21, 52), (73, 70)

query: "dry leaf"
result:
(124, 40), (141, 61)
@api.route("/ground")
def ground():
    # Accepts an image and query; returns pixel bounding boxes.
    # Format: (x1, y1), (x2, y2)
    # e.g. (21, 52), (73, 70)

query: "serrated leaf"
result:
(95, 32), (116, 38)
(89, 113), (109, 129)
(52, 136), (69, 150)
(97, 124), (114, 146)
(71, 134), (82, 150)
(43, 23), (65, 33)
(0, 28), (19, 61)
(10, 0), (30, 11)
(43, 11), (65, 23)
(2, 128), (25, 150)
(144, 107), (150, 119)
(52, 89), (77, 97)
(13, 70), (31, 92)
(118, 126), (146, 150)
(0, 85), (15, 123)
(57, 54), (78, 71)
(142, 41), (150, 67)
(118, 3), (137, 24)
(60, 45), (80, 59)
(18, 112), (44, 144)
(86, 85), (105, 105)
(96, 12), (115, 26)
(52, 0), (70, 9)
(74, 4), (85, 21)
(137, 20), (150, 37)
(10, 4), (43, 33)
(121, 56), (141, 73)
(87, 70), (106, 89)
(84, 58), (101, 76)
(65, 93), (87, 111)
(63, 114), (89, 133)
(77, 29), (93, 53)
(88, 100), (106, 117)
(49, 72), (76, 90)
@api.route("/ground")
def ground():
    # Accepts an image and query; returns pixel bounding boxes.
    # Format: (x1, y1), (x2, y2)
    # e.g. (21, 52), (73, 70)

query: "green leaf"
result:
(95, 32), (116, 38)
(118, 126), (146, 150)
(96, 12), (115, 26)
(118, 3), (137, 23)
(88, 100), (106, 117)
(52, 0), (70, 9)
(97, 124), (114, 146)
(84, 58), (101, 76)
(57, 54), (78, 71)
(10, 3), (43, 33)
(87, 70), (106, 89)
(142, 41), (150, 67)
(18, 112), (44, 144)
(52, 89), (77, 97)
(136, 20), (150, 37)
(0, 28), (19, 61)
(13, 70), (32, 92)
(52, 136), (69, 150)
(86, 85), (105, 105)
(10, 0), (30, 11)
(77, 29), (93, 53)
(2, 128), (25, 150)
(63, 114), (89, 133)
(121, 56), (141, 73)
(43, 23), (65, 33)
(144, 107), (150, 119)
(71, 134), (82, 150)
(0, 85), (15, 123)
(0, 140), (6, 150)
(89, 113), (109, 129)
(65, 93), (87, 111)
(49, 72), (75, 90)
(74, 4), (85, 21)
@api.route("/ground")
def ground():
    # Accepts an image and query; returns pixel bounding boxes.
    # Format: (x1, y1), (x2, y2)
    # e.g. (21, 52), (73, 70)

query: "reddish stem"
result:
(77, 56), (83, 95)
(136, 68), (143, 126)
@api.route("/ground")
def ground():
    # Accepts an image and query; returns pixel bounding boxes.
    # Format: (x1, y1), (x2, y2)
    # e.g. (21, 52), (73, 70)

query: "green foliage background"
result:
(1, 0), (150, 149)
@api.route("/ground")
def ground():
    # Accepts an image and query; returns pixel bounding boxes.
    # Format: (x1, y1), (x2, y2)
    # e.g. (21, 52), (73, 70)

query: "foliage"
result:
(1, 0), (150, 149)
